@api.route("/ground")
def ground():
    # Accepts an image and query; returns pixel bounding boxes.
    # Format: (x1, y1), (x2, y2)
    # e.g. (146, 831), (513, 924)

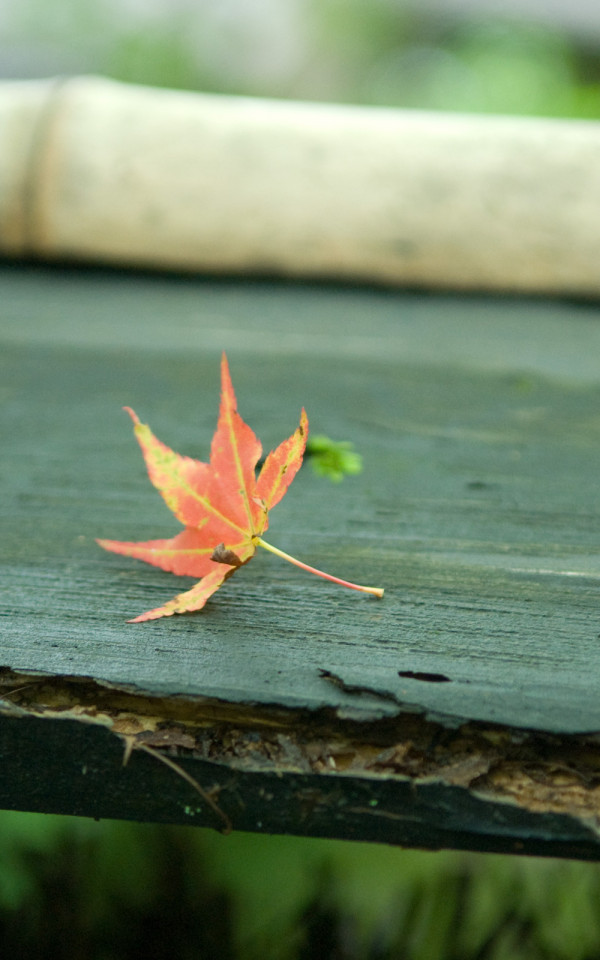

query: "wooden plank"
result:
(3, 263), (600, 855)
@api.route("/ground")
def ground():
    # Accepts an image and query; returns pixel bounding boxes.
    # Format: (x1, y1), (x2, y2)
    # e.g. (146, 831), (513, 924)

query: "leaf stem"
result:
(256, 537), (384, 598)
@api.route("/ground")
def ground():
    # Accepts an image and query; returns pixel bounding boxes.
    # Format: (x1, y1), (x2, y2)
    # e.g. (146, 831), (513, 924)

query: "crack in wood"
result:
(1, 667), (600, 835)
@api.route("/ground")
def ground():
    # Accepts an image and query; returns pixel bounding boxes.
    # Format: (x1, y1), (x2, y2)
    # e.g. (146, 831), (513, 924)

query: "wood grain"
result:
(3, 263), (600, 854)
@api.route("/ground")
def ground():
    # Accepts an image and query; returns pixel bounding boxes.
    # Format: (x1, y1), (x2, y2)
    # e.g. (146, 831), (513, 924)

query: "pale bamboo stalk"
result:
(1, 75), (600, 294)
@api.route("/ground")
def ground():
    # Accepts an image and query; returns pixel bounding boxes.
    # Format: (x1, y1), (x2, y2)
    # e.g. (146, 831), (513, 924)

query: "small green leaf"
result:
(306, 435), (363, 483)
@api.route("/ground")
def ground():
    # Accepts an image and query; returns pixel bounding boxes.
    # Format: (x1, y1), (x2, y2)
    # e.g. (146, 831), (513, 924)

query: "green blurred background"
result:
(3, 810), (600, 960)
(3, 0), (600, 118)
(3, 1), (600, 957)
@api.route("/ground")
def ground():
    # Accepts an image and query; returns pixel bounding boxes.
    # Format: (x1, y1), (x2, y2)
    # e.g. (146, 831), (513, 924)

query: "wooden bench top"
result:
(3, 262), (600, 857)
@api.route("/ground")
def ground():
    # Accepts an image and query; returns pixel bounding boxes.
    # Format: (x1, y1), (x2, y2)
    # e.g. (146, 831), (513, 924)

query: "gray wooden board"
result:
(2, 264), (600, 736)
(0, 710), (598, 860)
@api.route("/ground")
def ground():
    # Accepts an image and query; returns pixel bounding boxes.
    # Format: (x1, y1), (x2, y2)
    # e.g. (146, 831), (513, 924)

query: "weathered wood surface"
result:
(3, 263), (600, 856)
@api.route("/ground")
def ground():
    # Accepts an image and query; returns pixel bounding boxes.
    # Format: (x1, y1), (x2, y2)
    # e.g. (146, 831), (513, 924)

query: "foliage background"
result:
(2, 809), (600, 960)
(2, 0), (600, 119)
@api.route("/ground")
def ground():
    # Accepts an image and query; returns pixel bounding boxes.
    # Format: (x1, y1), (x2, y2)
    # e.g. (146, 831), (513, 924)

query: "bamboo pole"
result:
(1, 75), (600, 294)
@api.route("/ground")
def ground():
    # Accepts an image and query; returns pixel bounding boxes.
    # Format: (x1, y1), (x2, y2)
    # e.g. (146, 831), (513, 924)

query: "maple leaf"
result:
(98, 353), (383, 622)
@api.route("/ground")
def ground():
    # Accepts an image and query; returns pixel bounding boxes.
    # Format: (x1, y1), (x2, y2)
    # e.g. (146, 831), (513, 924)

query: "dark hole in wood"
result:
(398, 670), (451, 683)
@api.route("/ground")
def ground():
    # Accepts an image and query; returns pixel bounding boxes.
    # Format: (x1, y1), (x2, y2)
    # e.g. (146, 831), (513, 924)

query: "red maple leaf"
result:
(98, 353), (383, 622)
